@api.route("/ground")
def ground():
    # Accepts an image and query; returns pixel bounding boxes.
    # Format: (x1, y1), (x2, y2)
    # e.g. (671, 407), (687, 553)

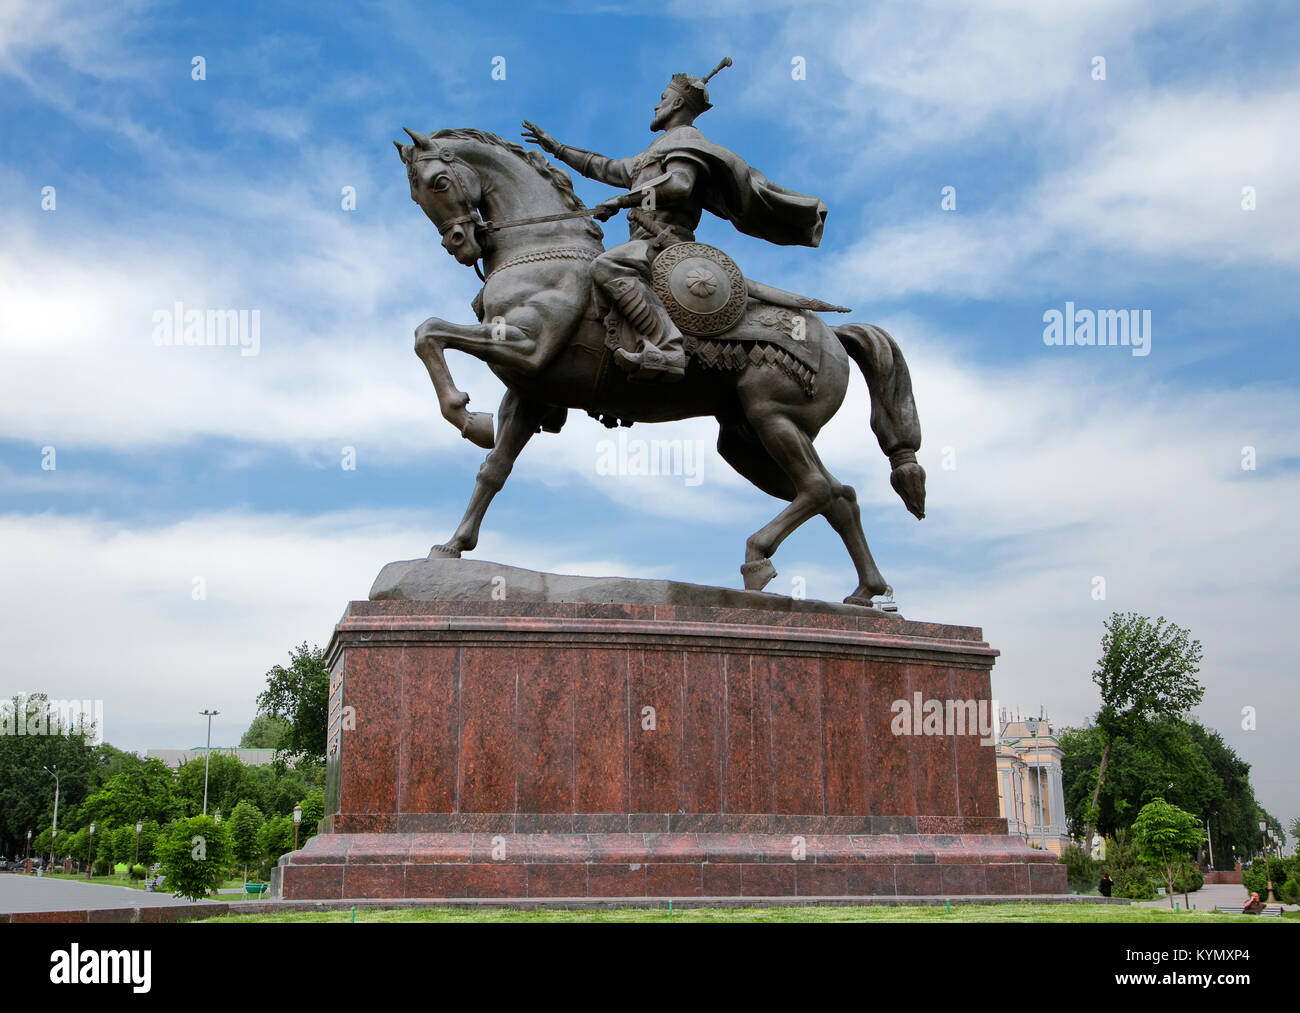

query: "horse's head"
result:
(395, 128), (485, 267)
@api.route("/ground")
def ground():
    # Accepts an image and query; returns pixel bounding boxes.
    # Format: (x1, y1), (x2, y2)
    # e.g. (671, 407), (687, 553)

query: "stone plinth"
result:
(273, 598), (1065, 899)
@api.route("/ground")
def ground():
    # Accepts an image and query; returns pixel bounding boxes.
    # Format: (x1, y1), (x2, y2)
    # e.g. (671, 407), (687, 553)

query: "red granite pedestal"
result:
(272, 600), (1066, 900)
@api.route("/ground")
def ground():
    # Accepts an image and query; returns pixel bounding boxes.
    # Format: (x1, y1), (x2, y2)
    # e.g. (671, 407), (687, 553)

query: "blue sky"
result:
(1, 1), (1297, 835)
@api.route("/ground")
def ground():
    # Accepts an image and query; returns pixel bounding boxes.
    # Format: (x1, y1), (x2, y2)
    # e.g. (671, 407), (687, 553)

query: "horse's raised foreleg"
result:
(431, 388), (548, 558)
(415, 299), (579, 449)
(414, 317), (496, 450)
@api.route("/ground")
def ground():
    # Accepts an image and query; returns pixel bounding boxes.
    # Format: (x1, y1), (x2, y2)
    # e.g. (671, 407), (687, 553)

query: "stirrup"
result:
(615, 346), (685, 382)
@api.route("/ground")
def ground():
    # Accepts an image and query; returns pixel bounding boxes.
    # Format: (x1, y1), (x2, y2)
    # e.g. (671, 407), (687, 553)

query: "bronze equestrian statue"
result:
(396, 59), (925, 608)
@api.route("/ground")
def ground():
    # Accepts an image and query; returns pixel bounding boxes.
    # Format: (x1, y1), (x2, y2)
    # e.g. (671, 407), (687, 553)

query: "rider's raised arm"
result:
(554, 144), (633, 188)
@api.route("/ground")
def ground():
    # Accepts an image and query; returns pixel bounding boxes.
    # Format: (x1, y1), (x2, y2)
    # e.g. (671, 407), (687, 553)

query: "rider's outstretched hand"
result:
(521, 121), (560, 154)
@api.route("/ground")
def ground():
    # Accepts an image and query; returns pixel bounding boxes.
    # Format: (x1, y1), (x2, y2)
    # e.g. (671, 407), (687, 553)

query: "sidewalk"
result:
(1138, 882), (1297, 912)
(0, 874), (218, 914)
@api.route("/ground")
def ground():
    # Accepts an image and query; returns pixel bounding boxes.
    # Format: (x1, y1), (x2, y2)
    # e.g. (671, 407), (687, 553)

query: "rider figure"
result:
(523, 57), (827, 383)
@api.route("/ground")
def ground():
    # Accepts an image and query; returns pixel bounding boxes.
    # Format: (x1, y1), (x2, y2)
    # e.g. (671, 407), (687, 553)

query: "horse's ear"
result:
(403, 127), (432, 149)
(394, 140), (412, 163)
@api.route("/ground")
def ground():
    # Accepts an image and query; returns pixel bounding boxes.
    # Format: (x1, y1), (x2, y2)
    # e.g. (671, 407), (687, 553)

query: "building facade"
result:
(996, 714), (1070, 855)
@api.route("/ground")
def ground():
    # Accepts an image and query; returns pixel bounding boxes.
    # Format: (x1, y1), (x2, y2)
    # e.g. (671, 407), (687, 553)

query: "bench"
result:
(144, 875), (166, 892)
(244, 882), (268, 897)
(1216, 905), (1282, 917)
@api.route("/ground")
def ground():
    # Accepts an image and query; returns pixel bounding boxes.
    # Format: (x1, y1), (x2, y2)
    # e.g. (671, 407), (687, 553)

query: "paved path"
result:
(0, 874), (218, 913)
(1138, 882), (1297, 911)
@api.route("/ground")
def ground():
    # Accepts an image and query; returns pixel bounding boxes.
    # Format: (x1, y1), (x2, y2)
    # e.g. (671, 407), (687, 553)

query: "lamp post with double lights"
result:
(200, 709), (220, 816)
(1260, 819), (1276, 902)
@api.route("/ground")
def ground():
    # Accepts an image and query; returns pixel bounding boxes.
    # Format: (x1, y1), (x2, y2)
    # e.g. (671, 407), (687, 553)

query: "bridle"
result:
(412, 149), (490, 278)
(412, 146), (601, 281)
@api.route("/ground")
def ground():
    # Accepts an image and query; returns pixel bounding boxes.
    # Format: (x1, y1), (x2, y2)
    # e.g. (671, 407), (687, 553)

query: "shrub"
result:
(1242, 863), (1269, 897)
(92, 856), (113, 876)
(129, 864), (147, 880)
(1172, 864), (1204, 894)
(1058, 844), (1100, 893)
(1114, 868), (1157, 900)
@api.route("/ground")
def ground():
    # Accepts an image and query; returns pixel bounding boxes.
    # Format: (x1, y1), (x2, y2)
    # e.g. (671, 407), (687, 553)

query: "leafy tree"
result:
(257, 814), (296, 868)
(63, 826), (88, 867)
(297, 787), (325, 842)
(1083, 613), (1204, 846)
(174, 752), (257, 818)
(256, 643), (329, 765)
(240, 714), (289, 749)
(0, 693), (98, 857)
(156, 816), (233, 900)
(109, 825), (136, 865)
(82, 758), (179, 828)
(1132, 797), (1205, 909)
(229, 801), (264, 881)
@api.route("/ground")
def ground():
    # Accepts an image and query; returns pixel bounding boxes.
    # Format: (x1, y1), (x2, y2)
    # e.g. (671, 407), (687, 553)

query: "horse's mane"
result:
(432, 128), (603, 243)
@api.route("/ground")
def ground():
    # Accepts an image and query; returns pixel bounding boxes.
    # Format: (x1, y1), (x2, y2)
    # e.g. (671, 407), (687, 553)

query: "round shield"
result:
(652, 242), (746, 337)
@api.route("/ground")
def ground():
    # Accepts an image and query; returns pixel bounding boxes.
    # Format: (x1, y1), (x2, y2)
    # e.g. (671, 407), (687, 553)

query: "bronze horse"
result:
(395, 127), (925, 607)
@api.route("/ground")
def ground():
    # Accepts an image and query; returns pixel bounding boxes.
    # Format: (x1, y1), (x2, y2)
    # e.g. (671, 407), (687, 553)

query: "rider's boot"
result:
(606, 278), (686, 382)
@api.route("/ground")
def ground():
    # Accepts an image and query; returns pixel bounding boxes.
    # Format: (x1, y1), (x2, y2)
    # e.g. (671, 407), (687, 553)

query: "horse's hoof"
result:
(740, 557), (777, 592)
(845, 586), (899, 613)
(428, 544), (463, 559)
(462, 411), (495, 450)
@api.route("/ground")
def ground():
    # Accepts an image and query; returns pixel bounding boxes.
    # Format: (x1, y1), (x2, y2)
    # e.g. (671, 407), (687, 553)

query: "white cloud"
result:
(833, 84), (1300, 300)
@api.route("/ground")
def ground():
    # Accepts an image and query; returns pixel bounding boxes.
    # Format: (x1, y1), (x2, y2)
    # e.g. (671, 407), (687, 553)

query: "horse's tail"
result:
(834, 323), (925, 520)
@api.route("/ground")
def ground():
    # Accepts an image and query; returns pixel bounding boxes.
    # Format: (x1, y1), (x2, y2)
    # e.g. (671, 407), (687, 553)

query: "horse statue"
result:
(394, 127), (925, 608)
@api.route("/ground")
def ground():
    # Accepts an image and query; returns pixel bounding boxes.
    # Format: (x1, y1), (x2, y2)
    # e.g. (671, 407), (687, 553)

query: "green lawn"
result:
(200, 903), (1300, 924)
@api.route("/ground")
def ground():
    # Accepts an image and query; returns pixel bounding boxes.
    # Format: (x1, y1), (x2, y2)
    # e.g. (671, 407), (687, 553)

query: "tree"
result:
(1291, 817), (1300, 848)
(240, 714), (289, 749)
(257, 814), (295, 866)
(229, 801), (264, 882)
(156, 816), (233, 900)
(256, 643), (329, 765)
(82, 759), (179, 828)
(1083, 613), (1204, 847)
(1132, 797), (1205, 909)
(297, 787), (325, 842)
(0, 693), (98, 857)
(174, 752), (256, 819)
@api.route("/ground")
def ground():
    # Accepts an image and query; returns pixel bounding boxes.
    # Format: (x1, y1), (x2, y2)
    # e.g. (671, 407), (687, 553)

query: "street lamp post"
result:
(1259, 819), (1276, 902)
(293, 805), (303, 851)
(42, 765), (59, 870)
(134, 821), (142, 868)
(86, 822), (95, 880)
(200, 709), (220, 816)
(25, 830), (31, 870)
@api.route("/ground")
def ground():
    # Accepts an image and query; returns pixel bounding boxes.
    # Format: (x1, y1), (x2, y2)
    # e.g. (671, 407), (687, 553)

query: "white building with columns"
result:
(995, 713), (1070, 855)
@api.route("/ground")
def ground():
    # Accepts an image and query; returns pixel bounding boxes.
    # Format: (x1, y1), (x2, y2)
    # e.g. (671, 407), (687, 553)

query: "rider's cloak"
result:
(652, 125), (828, 248)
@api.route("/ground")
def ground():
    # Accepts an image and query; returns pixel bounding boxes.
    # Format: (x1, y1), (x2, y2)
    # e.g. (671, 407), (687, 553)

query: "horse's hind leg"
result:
(823, 487), (889, 604)
(722, 412), (842, 591)
(431, 388), (548, 558)
(718, 421), (888, 603)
